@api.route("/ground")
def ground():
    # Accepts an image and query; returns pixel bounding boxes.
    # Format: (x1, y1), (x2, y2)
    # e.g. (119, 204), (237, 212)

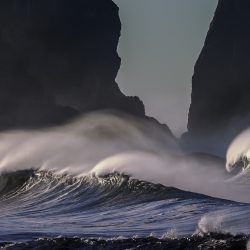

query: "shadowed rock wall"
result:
(0, 0), (145, 129)
(186, 0), (250, 154)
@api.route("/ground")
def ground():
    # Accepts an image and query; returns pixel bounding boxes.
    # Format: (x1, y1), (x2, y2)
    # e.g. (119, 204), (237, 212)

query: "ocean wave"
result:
(1, 169), (250, 242)
(1, 113), (250, 244)
(0, 112), (249, 203)
(2, 170), (210, 241)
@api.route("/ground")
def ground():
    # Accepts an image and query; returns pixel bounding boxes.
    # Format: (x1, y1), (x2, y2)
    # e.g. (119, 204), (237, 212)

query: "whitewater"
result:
(0, 112), (250, 249)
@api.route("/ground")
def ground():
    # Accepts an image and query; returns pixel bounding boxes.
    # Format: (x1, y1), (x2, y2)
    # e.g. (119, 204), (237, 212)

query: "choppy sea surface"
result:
(0, 113), (250, 249)
(1, 170), (250, 250)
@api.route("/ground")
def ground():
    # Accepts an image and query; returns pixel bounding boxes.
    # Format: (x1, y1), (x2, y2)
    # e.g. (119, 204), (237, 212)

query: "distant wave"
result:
(226, 129), (250, 181)
(1, 114), (250, 244)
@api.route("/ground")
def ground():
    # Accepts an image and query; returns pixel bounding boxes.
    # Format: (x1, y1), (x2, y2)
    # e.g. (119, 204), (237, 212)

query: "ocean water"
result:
(0, 112), (249, 249)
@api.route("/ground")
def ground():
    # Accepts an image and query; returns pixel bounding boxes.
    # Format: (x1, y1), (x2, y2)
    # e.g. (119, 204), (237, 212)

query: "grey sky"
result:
(113, 0), (217, 136)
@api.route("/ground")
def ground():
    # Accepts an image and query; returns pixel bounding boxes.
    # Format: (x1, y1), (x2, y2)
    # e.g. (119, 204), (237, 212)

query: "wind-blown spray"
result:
(0, 112), (249, 202)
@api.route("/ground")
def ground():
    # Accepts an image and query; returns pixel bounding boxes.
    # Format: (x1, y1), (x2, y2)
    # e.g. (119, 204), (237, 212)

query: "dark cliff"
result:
(0, 0), (145, 129)
(186, 0), (250, 154)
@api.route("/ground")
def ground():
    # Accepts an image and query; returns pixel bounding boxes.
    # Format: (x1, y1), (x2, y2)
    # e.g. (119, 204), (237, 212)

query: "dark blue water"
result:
(0, 170), (250, 249)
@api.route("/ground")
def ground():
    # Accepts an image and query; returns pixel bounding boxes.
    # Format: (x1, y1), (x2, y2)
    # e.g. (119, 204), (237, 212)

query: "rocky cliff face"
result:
(0, 0), (145, 129)
(186, 0), (250, 154)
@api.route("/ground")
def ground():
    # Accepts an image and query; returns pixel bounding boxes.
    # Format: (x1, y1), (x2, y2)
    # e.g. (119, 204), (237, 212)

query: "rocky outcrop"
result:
(186, 0), (250, 155)
(0, 0), (145, 130)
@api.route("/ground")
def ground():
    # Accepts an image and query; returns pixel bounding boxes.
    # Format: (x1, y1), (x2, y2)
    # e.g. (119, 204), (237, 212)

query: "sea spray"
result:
(196, 214), (224, 235)
(0, 111), (249, 202)
(0, 112), (178, 175)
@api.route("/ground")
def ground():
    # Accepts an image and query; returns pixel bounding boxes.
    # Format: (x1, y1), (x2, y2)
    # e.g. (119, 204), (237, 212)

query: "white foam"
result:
(196, 214), (224, 235)
(226, 129), (250, 172)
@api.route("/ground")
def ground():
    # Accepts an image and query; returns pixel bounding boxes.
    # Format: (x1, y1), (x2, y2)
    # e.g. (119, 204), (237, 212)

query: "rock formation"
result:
(186, 0), (250, 155)
(0, 0), (145, 130)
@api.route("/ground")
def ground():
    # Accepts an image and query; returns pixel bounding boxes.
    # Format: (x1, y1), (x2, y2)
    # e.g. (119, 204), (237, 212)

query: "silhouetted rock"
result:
(185, 0), (250, 155)
(0, 0), (145, 130)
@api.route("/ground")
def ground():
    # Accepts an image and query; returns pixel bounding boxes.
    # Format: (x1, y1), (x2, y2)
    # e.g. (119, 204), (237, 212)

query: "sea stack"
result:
(185, 0), (250, 155)
(0, 0), (145, 129)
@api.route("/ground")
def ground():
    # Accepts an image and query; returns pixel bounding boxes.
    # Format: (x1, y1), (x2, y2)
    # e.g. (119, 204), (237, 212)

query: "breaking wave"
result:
(0, 112), (250, 249)
(0, 112), (248, 202)
(226, 128), (250, 181)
